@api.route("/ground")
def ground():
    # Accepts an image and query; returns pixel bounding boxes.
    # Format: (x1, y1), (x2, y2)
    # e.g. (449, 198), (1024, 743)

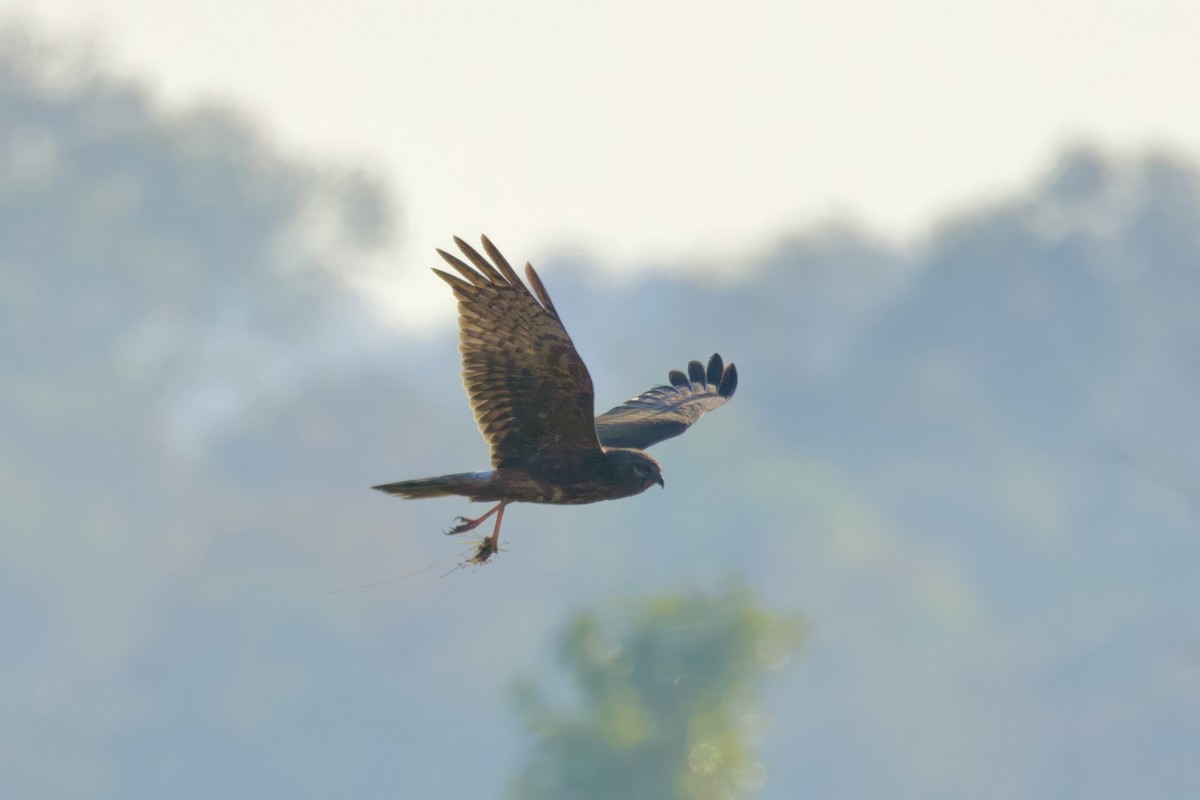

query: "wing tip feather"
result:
(706, 353), (724, 386)
(432, 267), (473, 293)
(523, 262), (559, 317)
(719, 362), (737, 399)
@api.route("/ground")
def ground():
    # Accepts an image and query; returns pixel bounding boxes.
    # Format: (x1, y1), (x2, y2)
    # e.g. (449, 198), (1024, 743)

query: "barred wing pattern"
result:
(433, 236), (601, 469)
(595, 353), (738, 450)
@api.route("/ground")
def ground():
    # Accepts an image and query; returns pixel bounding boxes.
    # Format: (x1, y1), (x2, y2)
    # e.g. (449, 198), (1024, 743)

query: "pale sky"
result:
(8, 0), (1200, 326)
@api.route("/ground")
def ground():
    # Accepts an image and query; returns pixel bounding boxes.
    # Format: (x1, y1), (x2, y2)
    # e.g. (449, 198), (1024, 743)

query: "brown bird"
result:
(374, 236), (737, 563)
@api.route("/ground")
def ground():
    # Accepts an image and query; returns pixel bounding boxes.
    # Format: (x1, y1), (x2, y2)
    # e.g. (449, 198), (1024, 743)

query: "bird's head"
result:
(606, 448), (665, 494)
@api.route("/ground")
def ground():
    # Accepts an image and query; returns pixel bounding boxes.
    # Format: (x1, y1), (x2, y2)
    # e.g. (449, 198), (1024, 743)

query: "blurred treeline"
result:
(3, 21), (1198, 800)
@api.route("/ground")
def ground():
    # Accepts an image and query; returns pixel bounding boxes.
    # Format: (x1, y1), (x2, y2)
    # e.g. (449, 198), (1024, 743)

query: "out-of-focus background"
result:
(3, 5), (1198, 798)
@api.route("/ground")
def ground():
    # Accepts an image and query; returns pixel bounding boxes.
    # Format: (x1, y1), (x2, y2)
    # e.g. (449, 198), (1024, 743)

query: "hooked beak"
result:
(656, 476), (665, 489)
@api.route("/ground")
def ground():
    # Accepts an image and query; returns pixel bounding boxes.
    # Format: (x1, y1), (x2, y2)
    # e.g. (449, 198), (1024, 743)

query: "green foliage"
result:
(510, 588), (805, 800)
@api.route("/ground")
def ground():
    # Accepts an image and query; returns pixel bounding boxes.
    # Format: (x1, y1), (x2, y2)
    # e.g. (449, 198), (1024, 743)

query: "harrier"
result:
(374, 236), (737, 564)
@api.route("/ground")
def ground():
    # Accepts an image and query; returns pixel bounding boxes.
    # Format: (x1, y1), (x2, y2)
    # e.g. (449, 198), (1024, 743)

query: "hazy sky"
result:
(9, 0), (1200, 324)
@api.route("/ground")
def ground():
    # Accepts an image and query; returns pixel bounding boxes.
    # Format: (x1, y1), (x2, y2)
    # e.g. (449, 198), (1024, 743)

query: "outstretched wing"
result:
(434, 235), (601, 468)
(595, 353), (738, 450)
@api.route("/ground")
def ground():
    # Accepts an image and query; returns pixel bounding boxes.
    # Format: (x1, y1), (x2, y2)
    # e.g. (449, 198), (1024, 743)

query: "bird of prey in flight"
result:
(374, 236), (737, 564)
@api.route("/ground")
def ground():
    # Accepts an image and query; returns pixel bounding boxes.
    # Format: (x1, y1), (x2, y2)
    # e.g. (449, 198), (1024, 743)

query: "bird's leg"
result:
(487, 502), (506, 550)
(445, 502), (504, 535)
(466, 502), (507, 564)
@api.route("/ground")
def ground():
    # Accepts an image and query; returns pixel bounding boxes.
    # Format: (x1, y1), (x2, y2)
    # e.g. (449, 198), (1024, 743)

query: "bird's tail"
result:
(372, 471), (492, 500)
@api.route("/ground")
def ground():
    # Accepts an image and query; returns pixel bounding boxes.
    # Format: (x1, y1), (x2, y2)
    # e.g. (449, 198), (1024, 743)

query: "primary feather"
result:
(594, 354), (738, 450)
(432, 236), (600, 469)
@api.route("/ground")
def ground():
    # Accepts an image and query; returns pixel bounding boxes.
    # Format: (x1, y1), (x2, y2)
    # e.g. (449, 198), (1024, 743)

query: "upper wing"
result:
(434, 235), (601, 468)
(595, 353), (738, 450)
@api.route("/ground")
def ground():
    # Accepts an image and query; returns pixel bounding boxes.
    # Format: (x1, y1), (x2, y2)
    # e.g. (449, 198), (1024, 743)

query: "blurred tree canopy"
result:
(510, 588), (805, 800)
(0, 22), (393, 458)
(1, 28), (403, 798)
(0, 22), (396, 544)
